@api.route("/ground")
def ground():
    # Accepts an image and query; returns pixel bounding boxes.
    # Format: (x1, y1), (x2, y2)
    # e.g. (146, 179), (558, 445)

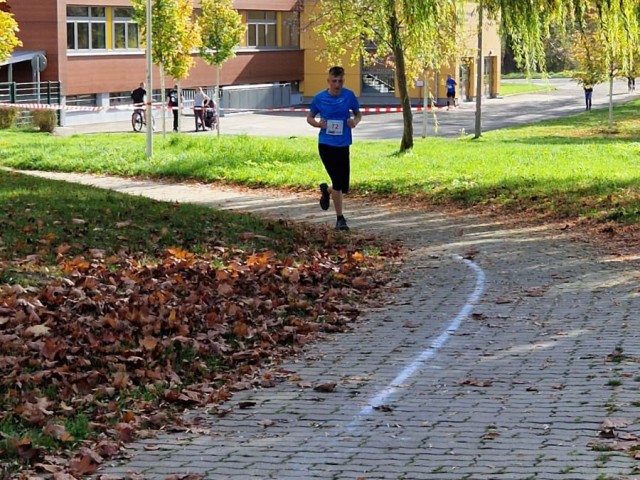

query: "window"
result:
(281, 11), (299, 48)
(246, 11), (277, 47)
(67, 6), (106, 51)
(113, 7), (140, 50)
(66, 94), (98, 107)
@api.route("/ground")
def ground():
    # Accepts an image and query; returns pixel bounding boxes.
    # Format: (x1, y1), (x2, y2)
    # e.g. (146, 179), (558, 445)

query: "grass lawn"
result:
(499, 81), (558, 96)
(2, 99), (640, 224)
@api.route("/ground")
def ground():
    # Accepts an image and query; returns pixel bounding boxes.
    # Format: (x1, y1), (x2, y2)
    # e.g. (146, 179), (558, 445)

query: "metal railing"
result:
(362, 69), (395, 93)
(0, 81), (62, 126)
(0, 81), (61, 105)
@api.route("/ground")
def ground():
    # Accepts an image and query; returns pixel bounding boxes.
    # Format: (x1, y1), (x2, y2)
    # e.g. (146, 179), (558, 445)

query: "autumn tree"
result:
(132, 0), (201, 134)
(569, 0), (639, 130)
(197, 0), (244, 135)
(0, 0), (21, 64)
(312, 0), (571, 147)
(312, 0), (459, 152)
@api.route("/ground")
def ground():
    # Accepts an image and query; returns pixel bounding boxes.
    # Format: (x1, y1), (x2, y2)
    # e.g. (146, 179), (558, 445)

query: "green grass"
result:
(502, 71), (575, 80)
(500, 81), (557, 96)
(2, 99), (640, 224)
(0, 169), (304, 265)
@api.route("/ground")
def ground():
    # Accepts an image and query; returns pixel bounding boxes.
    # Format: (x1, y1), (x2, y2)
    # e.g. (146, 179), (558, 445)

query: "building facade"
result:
(1, 0), (303, 123)
(1, 1), (500, 125)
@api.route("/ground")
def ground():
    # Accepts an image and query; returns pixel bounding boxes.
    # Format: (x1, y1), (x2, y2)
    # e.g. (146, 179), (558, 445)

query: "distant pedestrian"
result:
(193, 87), (210, 131)
(628, 76), (635, 93)
(306, 66), (362, 232)
(166, 85), (180, 131)
(583, 83), (593, 111)
(446, 74), (457, 110)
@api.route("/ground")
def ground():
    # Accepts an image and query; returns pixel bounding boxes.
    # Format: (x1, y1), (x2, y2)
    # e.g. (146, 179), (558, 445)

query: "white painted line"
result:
(351, 254), (486, 423)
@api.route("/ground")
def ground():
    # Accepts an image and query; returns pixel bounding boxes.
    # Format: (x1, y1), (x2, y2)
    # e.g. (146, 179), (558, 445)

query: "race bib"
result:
(326, 119), (344, 136)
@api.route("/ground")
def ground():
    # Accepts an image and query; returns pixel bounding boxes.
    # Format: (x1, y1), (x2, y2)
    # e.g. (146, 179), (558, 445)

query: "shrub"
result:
(31, 109), (58, 133)
(0, 107), (18, 129)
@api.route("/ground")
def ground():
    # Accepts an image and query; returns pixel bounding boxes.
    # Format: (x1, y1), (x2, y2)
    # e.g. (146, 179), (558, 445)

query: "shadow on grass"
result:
(354, 174), (640, 222)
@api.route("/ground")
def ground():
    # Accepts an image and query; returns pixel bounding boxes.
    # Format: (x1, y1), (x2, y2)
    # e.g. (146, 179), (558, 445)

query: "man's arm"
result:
(306, 111), (325, 129)
(348, 110), (362, 128)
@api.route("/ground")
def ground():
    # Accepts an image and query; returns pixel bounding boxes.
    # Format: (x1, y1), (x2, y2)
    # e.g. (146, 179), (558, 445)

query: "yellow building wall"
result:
(406, 3), (501, 103)
(300, 1), (361, 97)
(459, 3), (501, 98)
(302, 1), (500, 103)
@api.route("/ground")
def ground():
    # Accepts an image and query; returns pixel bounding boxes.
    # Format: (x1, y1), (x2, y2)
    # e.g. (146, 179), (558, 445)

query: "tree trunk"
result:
(608, 64), (614, 132)
(387, 3), (413, 151)
(474, 0), (484, 139)
(177, 81), (182, 132)
(160, 63), (166, 137)
(216, 64), (221, 136)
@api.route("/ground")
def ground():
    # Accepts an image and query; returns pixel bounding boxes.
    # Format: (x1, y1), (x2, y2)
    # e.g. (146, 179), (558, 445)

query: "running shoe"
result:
(319, 183), (330, 210)
(335, 217), (349, 231)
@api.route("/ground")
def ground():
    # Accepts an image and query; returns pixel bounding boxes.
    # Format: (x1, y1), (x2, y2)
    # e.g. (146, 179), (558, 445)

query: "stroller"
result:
(204, 98), (217, 129)
(195, 98), (217, 131)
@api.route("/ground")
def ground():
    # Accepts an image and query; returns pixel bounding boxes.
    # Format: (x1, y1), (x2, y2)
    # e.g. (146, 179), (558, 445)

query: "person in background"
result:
(446, 74), (457, 110)
(193, 86), (210, 131)
(166, 85), (180, 131)
(306, 66), (362, 232)
(583, 83), (593, 111)
(131, 82), (146, 107)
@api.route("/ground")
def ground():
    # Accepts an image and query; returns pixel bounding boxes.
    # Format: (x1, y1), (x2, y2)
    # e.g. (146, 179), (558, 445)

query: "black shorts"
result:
(319, 144), (350, 193)
(447, 91), (456, 98)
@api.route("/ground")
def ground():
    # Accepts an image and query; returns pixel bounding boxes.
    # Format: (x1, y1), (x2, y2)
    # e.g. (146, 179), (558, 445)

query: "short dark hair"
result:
(329, 66), (344, 77)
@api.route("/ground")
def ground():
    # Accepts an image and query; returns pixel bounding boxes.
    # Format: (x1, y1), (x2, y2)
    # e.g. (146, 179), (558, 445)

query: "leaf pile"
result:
(1, 237), (402, 477)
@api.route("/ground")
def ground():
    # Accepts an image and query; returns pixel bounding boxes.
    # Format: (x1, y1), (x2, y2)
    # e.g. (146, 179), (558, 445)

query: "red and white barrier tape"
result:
(0, 102), (452, 114)
(0, 102), (172, 112)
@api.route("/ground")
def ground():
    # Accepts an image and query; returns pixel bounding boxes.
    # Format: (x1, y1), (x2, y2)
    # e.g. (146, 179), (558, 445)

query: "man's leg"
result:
(332, 189), (343, 217)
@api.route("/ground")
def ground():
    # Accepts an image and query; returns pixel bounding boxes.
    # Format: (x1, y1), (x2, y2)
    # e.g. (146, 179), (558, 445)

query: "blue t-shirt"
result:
(446, 78), (457, 93)
(310, 88), (360, 147)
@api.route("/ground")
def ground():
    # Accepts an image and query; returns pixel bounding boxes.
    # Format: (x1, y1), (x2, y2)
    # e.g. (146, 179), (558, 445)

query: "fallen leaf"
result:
(495, 297), (514, 304)
(460, 378), (493, 387)
(24, 324), (50, 337)
(372, 404), (393, 412)
(313, 381), (337, 393)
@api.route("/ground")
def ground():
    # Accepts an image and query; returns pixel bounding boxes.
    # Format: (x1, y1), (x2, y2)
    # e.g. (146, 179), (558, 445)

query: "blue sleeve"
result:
(350, 91), (360, 113)
(310, 95), (320, 117)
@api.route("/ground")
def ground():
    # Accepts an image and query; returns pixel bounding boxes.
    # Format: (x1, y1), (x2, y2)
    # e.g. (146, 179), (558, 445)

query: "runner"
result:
(306, 66), (362, 231)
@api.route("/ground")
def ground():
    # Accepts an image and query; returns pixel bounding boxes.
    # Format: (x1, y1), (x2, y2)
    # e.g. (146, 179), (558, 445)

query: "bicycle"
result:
(131, 105), (154, 132)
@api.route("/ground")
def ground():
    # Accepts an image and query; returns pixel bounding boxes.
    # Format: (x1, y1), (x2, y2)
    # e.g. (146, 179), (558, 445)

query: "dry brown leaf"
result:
(460, 378), (493, 387)
(313, 381), (337, 393)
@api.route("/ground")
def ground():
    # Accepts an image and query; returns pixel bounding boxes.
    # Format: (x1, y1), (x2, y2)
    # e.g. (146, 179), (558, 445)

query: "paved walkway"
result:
(21, 170), (640, 480)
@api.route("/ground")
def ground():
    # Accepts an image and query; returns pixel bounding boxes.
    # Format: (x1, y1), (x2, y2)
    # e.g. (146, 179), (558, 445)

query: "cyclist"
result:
(131, 82), (146, 109)
(131, 82), (149, 131)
